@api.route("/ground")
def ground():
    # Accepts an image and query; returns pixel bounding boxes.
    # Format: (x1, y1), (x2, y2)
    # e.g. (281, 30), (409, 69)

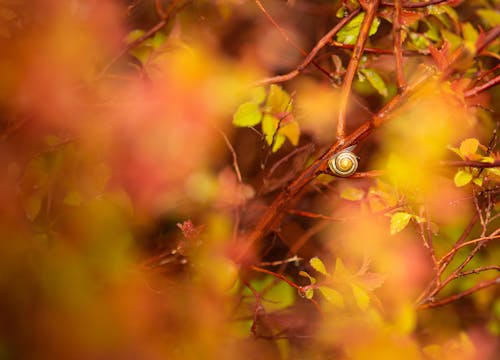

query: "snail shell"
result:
(329, 146), (358, 177)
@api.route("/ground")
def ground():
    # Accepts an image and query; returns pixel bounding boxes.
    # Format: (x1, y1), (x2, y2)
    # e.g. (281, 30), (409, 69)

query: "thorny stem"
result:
(337, 0), (380, 142)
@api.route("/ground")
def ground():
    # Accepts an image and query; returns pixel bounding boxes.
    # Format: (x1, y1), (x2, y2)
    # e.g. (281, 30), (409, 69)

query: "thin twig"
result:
(329, 40), (429, 56)
(216, 127), (243, 183)
(255, 9), (360, 86)
(381, 0), (456, 8)
(286, 209), (350, 222)
(254, 0), (332, 80)
(393, 0), (406, 90)
(418, 276), (500, 310)
(464, 74), (500, 98)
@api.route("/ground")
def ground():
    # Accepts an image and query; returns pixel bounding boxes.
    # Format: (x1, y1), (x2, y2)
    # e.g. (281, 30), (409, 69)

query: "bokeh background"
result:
(0, 0), (498, 359)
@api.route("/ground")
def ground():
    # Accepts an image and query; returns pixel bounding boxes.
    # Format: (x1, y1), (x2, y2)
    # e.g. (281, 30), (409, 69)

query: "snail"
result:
(328, 145), (358, 177)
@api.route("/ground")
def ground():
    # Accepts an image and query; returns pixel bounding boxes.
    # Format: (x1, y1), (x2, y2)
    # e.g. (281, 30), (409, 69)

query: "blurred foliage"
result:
(0, 0), (498, 359)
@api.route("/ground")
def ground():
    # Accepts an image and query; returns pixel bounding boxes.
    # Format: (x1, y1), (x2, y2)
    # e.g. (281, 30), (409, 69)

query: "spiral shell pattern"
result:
(328, 150), (358, 177)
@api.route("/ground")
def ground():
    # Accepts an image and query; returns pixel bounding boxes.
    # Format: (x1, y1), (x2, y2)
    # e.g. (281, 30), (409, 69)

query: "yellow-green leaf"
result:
(305, 288), (314, 299)
(233, 102), (262, 127)
(351, 284), (370, 310)
(340, 187), (365, 201)
(454, 170), (472, 187)
(472, 177), (483, 187)
(390, 212), (412, 235)
(360, 68), (388, 97)
(310, 257), (328, 276)
(336, 13), (380, 45)
(319, 286), (344, 307)
(441, 29), (463, 51)
(477, 9), (500, 28)
(462, 22), (478, 43)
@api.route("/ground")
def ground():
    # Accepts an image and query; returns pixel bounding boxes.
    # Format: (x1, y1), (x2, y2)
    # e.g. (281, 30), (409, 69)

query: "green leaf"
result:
(319, 286), (344, 307)
(390, 212), (412, 235)
(441, 29), (463, 51)
(459, 138), (479, 158)
(360, 68), (388, 97)
(310, 257), (328, 276)
(233, 102), (262, 127)
(126, 29), (146, 43)
(340, 187), (365, 201)
(462, 23), (478, 43)
(263, 279), (295, 311)
(304, 288), (314, 299)
(336, 13), (380, 45)
(409, 32), (430, 50)
(454, 170), (472, 187)
(351, 284), (370, 310)
(472, 177), (483, 187)
(477, 9), (500, 28)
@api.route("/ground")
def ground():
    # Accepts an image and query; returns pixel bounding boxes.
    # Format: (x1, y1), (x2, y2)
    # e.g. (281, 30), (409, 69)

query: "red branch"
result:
(337, 0), (381, 141)
(256, 9), (360, 86)
(418, 276), (500, 310)
(464, 74), (500, 98)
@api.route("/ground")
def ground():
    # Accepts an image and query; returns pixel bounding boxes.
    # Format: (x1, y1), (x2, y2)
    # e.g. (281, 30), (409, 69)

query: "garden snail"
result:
(328, 145), (358, 177)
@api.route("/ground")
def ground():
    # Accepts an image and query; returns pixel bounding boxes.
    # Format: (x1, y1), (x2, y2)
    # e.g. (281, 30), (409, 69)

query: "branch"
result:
(381, 0), (458, 8)
(254, 0), (332, 81)
(97, 0), (186, 79)
(417, 276), (500, 310)
(440, 160), (500, 168)
(392, 0), (406, 90)
(337, 0), (381, 141)
(255, 9), (360, 86)
(237, 64), (436, 263)
(329, 40), (429, 56)
(464, 74), (500, 98)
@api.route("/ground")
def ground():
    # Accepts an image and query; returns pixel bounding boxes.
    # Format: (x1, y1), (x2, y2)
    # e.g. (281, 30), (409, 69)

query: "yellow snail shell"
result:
(329, 147), (358, 177)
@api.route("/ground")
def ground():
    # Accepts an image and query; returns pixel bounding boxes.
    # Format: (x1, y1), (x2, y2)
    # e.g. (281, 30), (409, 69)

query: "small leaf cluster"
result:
(299, 257), (385, 311)
(449, 138), (499, 188)
(233, 85), (300, 152)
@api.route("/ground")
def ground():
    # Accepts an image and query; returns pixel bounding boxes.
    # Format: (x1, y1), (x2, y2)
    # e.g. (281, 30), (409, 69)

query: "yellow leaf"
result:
(351, 284), (370, 310)
(310, 257), (328, 276)
(340, 187), (365, 201)
(459, 138), (479, 158)
(319, 286), (344, 307)
(454, 170), (472, 187)
(390, 212), (412, 235)
(279, 121), (300, 146)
